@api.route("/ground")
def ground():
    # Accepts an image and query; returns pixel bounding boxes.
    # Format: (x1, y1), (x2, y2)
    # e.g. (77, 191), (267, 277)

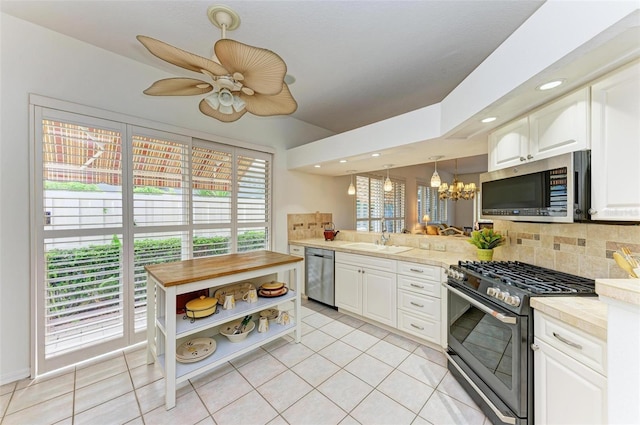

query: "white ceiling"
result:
(1, 1), (542, 133)
(2, 1), (638, 176)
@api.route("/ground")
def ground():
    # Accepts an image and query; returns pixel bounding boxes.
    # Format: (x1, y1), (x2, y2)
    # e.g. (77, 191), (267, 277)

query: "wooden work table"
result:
(145, 250), (303, 409)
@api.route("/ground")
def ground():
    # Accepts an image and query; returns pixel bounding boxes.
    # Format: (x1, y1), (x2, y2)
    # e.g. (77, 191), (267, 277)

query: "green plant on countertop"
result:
(467, 228), (506, 249)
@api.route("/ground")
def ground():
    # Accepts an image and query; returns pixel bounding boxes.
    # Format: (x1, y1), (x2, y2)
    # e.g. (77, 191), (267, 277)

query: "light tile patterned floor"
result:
(0, 300), (493, 425)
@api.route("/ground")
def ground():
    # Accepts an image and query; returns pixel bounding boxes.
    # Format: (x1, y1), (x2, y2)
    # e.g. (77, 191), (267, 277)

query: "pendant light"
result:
(438, 159), (477, 201)
(347, 170), (356, 195)
(430, 155), (443, 188)
(383, 165), (393, 192)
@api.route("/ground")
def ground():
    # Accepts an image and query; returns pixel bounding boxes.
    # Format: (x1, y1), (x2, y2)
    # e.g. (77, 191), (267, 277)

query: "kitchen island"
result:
(145, 250), (303, 409)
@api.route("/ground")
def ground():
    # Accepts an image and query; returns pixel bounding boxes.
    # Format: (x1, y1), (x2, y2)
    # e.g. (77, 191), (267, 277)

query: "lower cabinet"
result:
(335, 253), (446, 344)
(335, 252), (397, 327)
(533, 311), (607, 424)
(396, 261), (443, 345)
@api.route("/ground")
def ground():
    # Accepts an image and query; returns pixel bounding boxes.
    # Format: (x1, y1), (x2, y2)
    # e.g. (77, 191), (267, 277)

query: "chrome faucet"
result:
(380, 220), (390, 245)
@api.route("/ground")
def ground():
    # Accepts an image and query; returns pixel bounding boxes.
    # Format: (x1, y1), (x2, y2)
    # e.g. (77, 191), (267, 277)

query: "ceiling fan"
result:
(137, 5), (297, 123)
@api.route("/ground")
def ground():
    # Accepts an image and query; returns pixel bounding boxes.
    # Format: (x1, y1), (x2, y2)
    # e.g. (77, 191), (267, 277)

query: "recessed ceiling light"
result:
(371, 153), (381, 157)
(537, 79), (565, 91)
(481, 116), (497, 123)
(314, 164), (321, 168)
(339, 159), (347, 163)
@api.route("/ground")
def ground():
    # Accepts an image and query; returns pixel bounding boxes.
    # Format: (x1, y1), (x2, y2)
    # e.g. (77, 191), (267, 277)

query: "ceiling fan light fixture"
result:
(205, 93), (220, 109)
(218, 88), (234, 107)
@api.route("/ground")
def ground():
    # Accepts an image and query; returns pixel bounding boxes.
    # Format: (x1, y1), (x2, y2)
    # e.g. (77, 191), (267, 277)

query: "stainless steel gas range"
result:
(444, 261), (596, 425)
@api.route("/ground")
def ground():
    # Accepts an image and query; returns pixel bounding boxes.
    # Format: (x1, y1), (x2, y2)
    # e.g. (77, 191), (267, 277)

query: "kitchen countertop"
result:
(289, 238), (473, 268)
(595, 278), (640, 306)
(145, 250), (302, 287)
(530, 297), (608, 341)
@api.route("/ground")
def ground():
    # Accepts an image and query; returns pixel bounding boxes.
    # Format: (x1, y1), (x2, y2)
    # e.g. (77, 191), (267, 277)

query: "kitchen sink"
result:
(341, 242), (413, 254)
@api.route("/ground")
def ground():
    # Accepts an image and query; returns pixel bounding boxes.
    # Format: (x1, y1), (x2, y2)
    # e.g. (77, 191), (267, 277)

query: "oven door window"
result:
(450, 302), (513, 388)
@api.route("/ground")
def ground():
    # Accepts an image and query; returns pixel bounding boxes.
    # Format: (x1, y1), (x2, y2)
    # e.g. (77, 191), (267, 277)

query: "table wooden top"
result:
(144, 250), (303, 287)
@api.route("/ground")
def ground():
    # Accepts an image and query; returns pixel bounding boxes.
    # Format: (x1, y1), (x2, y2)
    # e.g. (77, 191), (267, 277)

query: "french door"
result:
(33, 105), (272, 374)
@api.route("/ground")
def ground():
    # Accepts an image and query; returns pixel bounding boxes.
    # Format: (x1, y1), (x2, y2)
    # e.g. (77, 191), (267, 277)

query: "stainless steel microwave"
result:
(480, 151), (591, 223)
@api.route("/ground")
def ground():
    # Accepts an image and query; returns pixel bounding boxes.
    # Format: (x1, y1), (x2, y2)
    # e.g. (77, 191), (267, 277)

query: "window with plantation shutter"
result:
(33, 104), (273, 374)
(237, 153), (270, 251)
(355, 174), (405, 232)
(417, 181), (448, 223)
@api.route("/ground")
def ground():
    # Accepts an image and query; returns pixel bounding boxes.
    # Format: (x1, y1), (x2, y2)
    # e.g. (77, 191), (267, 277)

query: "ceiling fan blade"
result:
(137, 35), (228, 77)
(243, 83), (297, 116)
(143, 78), (213, 96)
(198, 99), (247, 123)
(215, 39), (286, 96)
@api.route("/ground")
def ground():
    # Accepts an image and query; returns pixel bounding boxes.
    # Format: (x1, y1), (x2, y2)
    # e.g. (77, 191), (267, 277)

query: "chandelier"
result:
(437, 159), (477, 201)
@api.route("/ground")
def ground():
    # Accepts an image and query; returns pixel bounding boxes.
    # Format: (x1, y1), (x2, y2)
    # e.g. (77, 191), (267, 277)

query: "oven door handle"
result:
(445, 351), (517, 425)
(445, 283), (517, 325)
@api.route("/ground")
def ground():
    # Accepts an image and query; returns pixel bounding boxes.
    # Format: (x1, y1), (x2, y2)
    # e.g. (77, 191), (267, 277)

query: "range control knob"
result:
(497, 291), (508, 301)
(487, 287), (498, 296)
(506, 295), (521, 307)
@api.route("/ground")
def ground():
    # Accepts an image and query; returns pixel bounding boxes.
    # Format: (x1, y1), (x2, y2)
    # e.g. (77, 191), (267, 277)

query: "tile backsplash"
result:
(288, 214), (639, 280)
(491, 220), (639, 279)
(287, 212), (333, 240)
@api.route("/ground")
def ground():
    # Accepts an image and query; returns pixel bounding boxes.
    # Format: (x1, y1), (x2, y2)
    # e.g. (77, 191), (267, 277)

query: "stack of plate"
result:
(176, 337), (216, 363)
(258, 281), (288, 297)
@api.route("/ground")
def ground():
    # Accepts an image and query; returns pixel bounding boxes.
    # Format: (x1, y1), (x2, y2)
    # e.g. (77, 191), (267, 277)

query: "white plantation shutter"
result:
(44, 235), (123, 358)
(37, 111), (128, 371)
(355, 174), (405, 232)
(417, 181), (447, 223)
(132, 134), (189, 227)
(34, 105), (273, 374)
(237, 151), (271, 251)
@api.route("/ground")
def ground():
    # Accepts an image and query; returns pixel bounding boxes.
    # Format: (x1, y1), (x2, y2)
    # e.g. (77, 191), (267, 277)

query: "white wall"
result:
(0, 13), (335, 383)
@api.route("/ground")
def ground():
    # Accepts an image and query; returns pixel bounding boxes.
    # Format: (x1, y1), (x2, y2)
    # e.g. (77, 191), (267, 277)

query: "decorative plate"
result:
(176, 337), (217, 363)
(259, 308), (279, 321)
(258, 287), (288, 298)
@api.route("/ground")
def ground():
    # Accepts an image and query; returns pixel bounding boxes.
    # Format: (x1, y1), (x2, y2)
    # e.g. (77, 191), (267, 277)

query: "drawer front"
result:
(289, 245), (305, 257)
(397, 261), (441, 282)
(534, 311), (607, 375)
(397, 290), (440, 321)
(397, 275), (440, 298)
(335, 252), (397, 272)
(397, 310), (440, 344)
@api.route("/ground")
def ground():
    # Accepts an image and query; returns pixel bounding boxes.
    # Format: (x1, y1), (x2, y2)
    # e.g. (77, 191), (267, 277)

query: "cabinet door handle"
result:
(519, 156), (527, 162)
(552, 332), (582, 350)
(409, 268), (424, 273)
(527, 154), (534, 160)
(410, 323), (424, 330)
(410, 283), (425, 289)
(410, 301), (424, 308)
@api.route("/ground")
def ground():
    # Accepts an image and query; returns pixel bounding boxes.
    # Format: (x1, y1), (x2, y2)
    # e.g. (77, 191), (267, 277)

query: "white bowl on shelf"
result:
(220, 319), (256, 343)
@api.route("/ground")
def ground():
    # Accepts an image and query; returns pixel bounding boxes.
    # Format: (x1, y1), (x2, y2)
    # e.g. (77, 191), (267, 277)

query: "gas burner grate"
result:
(458, 260), (595, 295)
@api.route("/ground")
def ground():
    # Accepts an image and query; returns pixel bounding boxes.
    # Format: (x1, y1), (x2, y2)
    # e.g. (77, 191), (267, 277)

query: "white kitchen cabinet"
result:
(362, 267), (397, 327)
(288, 244), (306, 294)
(488, 88), (590, 172)
(396, 261), (443, 345)
(533, 311), (607, 424)
(335, 262), (362, 315)
(529, 87), (589, 159)
(488, 117), (529, 171)
(590, 60), (640, 221)
(335, 252), (397, 327)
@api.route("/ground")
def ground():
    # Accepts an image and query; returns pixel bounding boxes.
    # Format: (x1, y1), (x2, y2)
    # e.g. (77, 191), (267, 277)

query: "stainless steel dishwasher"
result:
(305, 247), (335, 307)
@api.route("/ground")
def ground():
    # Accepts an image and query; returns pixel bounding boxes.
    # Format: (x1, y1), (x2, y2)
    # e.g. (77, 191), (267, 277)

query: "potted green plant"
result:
(467, 228), (506, 261)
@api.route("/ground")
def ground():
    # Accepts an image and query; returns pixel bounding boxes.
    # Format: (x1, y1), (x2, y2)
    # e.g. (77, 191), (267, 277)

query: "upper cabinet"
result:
(590, 60), (640, 221)
(488, 88), (590, 172)
(488, 117), (529, 171)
